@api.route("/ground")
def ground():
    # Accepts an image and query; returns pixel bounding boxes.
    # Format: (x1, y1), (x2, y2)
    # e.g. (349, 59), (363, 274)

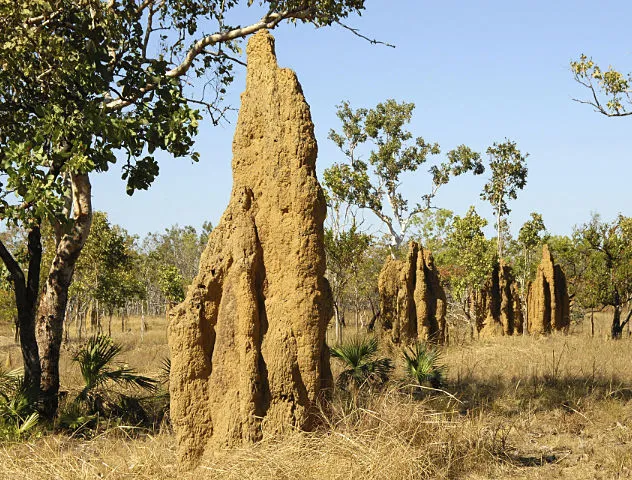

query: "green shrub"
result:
(330, 336), (393, 390)
(402, 342), (445, 389)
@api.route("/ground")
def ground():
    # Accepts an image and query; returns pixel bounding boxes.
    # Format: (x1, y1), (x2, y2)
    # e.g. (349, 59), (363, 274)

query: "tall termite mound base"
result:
(168, 31), (333, 468)
(527, 244), (570, 334)
(475, 260), (523, 336)
(377, 242), (446, 344)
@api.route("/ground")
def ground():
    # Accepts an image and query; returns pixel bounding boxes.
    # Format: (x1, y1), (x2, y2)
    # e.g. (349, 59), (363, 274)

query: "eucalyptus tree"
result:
(324, 224), (371, 343)
(571, 55), (632, 117)
(574, 214), (632, 338)
(143, 224), (208, 286)
(0, 0), (371, 417)
(439, 206), (494, 336)
(324, 99), (484, 257)
(70, 212), (144, 336)
(480, 140), (528, 258)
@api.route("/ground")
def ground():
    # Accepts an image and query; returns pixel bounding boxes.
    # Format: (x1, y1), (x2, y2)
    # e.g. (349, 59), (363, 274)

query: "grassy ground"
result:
(0, 314), (631, 479)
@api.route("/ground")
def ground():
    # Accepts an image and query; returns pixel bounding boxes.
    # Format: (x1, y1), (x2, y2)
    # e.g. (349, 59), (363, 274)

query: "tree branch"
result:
(105, 8), (310, 111)
(0, 238), (25, 285)
(572, 74), (632, 117)
(201, 49), (247, 67)
(334, 21), (395, 48)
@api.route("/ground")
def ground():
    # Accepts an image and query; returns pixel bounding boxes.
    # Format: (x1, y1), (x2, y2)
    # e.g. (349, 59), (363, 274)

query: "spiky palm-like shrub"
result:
(402, 342), (445, 389)
(0, 368), (39, 439)
(330, 336), (393, 390)
(71, 335), (158, 417)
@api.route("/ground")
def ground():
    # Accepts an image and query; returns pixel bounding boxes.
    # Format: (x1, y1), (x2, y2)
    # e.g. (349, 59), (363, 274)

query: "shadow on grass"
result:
(427, 373), (632, 416)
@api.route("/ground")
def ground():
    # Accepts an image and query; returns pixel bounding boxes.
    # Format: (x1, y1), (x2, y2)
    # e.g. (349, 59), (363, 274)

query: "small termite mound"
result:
(527, 244), (570, 334)
(476, 260), (523, 337)
(377, 242), (446, 345)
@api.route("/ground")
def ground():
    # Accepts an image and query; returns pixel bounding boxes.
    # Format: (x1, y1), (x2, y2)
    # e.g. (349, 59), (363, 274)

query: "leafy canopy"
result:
(440, 206), (494, 301)
(571, 54), (632, 117)
(0, 0), (369, 227)
(573, 214), (632, 310)
(325, 99), (483, 249)
(481, 140), (528, 218)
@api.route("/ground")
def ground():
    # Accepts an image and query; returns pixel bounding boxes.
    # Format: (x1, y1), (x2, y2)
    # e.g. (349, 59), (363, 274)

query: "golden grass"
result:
(0, 317), (631, 479)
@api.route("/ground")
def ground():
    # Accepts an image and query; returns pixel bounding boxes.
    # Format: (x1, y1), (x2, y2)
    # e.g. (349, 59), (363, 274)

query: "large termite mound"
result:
(527, 244), (570, 334)
(476, 260), (523, 336)
(377, 242), (447, 344)
(167, 30), (333, 468)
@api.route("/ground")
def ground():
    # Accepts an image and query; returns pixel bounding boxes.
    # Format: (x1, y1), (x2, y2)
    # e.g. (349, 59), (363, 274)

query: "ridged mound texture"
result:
(168, 30), (333, 468)
(475, 261), (523, 337)
(527, 244), (570, 334)
(377, 242), (446, 344)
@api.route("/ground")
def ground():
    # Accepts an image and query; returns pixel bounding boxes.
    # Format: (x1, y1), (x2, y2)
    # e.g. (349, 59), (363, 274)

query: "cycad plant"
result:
(72, 335), (158, 415)
(0, 368), (39, 439)
(330, 336), (393, 391)
(402, 342), (445, 389)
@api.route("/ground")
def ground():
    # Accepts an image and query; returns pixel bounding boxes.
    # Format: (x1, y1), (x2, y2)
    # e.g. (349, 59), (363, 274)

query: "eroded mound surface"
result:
(476, 260), (523, 337)
(168, 30), (332, 468)
(378, 242), (446, 344)
(527, 244), (570, 334)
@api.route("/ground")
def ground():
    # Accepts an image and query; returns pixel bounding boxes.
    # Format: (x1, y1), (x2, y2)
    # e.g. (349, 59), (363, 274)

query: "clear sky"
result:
(91, 0), (632, 239)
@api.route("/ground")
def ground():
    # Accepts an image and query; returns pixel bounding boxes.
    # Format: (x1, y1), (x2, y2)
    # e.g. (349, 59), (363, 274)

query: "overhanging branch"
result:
(105, 8), (308, 111)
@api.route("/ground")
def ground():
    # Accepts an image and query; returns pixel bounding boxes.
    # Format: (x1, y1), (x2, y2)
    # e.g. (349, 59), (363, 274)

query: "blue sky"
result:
(92, 0), (632, 239)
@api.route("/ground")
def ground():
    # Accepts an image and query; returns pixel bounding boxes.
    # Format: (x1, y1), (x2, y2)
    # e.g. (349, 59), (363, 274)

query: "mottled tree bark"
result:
(36, 173), (92, 418)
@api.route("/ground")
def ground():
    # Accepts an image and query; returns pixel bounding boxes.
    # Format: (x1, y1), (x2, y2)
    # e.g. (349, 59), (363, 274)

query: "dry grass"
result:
(0, 316), (631, 479)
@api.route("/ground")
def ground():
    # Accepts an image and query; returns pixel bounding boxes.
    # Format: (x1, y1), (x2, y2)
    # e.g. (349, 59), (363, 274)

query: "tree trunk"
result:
(140, 301), (146, 342)
(611, 305), (623, 339)
(496, 200), (503, 258)
(36, 173), (92, 419)
(333, 302), (343, 345)
(0, 226), (43, 400)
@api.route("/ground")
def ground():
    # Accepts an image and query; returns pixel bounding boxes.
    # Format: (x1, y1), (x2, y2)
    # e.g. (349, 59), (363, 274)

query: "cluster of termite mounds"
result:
(374, 242), (570, 342)
(472, 244), (570, 337)
(377, 242), (447, 345)
(168, 31), (333, 468)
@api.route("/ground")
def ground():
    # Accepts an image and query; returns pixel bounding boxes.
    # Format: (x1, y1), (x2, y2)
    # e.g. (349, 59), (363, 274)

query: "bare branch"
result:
(335, 21), (395, 48)
(201, 49), (247, 67)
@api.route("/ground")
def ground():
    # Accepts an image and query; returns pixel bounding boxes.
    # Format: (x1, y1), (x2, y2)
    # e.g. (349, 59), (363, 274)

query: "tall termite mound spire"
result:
(476, 260), (523, 336)
(527, 244), (570, 334)
(168, 30), (333, 468)
(377, 241), (446, 344)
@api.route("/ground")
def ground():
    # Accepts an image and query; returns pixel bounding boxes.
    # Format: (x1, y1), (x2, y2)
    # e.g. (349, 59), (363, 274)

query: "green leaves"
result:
(571, 54), (632, 117)
(481, 140), (528, 216)
(0, 368), (40, 439)
(69, 211), (145, 313)
(440, 206), (494, 301)
(480, 139), (528, 256)
(330, 336), (393, 390)
(157, 265), (185, 304)
(73, 334), (158, 403)
(325, 99), (484, 250)
(402, 342), (445, 389)
(572, 214), (632, 311)
(518, 213), (547, 251)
